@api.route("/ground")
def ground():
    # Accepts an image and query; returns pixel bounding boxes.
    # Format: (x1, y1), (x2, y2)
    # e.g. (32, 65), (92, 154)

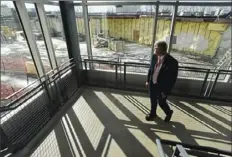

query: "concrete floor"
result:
(28, 87), (232, 157)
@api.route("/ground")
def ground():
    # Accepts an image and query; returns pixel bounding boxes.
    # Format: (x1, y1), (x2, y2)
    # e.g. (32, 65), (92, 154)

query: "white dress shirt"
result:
(152, 56), (164, 84)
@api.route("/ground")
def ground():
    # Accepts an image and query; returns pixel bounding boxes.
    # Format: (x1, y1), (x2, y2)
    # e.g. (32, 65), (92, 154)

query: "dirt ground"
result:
(0, 38), (214, 100)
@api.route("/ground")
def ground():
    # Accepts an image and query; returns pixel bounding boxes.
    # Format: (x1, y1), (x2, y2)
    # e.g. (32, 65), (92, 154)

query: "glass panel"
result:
(25, 3), (52, 72)
(44, 4), (69, 65)
(75, 6), (88, 58)
(87, 5), (156, 65)
(155, 5), (173, 46)
(170, 5), (231, 81)
(1, 1), (38, 106)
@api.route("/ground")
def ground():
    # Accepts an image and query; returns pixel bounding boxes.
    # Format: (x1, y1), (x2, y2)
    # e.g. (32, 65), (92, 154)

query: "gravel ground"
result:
(0, 37), (227, 100)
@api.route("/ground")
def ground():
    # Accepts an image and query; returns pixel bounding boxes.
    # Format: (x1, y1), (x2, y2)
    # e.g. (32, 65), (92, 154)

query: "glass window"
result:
(44, 4), (69, 65)
(170, 6), (231, 69)
(87, 5), (156, 64)
(155, 5), (173, 46)
(1, 1), (38, 106)
(170, 5), (231, 82)
(25, 3), (52, 73)
(75, 6), (88, 58)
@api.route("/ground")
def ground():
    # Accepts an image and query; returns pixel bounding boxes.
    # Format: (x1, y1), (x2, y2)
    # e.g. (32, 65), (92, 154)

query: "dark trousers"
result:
(149, 83), (172, 116)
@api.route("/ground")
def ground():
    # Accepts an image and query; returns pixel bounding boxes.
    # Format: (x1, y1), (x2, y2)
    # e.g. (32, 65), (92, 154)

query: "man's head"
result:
(154, 41), (168, 56)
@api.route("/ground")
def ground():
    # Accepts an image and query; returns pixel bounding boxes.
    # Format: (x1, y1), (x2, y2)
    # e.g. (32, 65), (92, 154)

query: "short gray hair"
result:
(154, 41), (168, 52)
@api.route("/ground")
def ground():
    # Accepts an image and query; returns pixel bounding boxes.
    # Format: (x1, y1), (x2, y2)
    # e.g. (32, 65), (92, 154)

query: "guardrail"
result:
(82, 59), (232, 101)
(0, 59), (79, 155)
(81, 55), (231, 70)
(156, 138), (232, 157)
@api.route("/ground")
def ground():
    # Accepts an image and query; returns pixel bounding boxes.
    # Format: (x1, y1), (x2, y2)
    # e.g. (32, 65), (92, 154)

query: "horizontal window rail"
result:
(0, 59), (75, 112)
(2, 58), (74, 104)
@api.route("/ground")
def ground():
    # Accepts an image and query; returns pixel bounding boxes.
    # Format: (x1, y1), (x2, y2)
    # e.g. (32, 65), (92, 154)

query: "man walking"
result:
(146, 41), (178, 122)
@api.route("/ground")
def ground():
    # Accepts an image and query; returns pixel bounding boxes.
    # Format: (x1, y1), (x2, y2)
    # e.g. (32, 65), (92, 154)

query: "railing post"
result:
(115, 63), (118, 88)
(208, 70), (221, 98)
(124, 63), (126, 89)
(52, 74), (63, 107)
(43, 75), (57, 116)
(84, 60), (87, 70)
(200, 69), (210, 96)
(204, 67), (217, 97)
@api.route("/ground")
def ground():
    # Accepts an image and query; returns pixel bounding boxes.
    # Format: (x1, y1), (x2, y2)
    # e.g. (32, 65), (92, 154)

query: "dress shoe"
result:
(164, 110), (173, 122)
(145, 115), (157, 121)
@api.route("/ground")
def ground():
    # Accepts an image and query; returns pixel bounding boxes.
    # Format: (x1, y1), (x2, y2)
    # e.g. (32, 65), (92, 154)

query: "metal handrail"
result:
(49, 64), (76, 83)
(83, 59), (232, 74)
(4, 59), (74, 100)
(0, 82), (45, 111)
(4, 76), (44, 100)
(46, 58), (74, 75)
(83, 59), (119, 64)
(0, 61), (76, 111)
(81, 55), (216, 66)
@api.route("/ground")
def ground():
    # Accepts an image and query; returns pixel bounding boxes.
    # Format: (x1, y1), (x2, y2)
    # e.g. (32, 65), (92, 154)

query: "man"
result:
(146, 41), (178, 122)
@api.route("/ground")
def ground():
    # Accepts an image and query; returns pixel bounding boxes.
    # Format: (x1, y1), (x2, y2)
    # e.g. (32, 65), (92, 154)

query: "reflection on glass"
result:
(44, 4), (69, 65)
(25, 3), (51, 72)
(1, 1), (38, 106)
(75, 6), (88, 57)
(155, 5), (173, 46)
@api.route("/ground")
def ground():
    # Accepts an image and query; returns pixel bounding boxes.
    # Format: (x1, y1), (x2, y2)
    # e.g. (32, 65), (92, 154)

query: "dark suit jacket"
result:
(147, 54), (178, 94)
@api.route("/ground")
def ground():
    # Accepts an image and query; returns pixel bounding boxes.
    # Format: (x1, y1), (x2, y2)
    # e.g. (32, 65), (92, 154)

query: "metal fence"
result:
(82, 59), (232, 101)
(0, 59), (79, 155)
(81, 55), (231, 80)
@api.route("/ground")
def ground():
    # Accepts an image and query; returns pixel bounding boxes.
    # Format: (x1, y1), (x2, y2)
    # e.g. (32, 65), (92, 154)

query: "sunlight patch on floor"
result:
(112, 93), (156, 124)
(30, 131), (61, 157)
(72, 96), (105, 150)
(128, 127), (158, 156)
(94, 91), (130, 121)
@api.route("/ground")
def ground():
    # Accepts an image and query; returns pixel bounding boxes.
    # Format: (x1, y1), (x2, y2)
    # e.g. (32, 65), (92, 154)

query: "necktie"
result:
(155, 57), (162, 70)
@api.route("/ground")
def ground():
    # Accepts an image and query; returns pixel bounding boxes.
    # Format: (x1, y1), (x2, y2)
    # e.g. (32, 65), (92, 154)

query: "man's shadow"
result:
(123, 95), (199, 146)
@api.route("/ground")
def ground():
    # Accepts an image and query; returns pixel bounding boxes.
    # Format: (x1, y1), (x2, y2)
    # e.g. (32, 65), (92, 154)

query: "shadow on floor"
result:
(29, 88), (231, 157)
(168, 99), (231, 142)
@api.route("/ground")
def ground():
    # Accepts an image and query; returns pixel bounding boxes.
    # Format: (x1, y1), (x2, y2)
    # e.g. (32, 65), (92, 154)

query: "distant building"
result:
(116, 5), (140, 13)
(0, 4), (21, 30)
(1, 5), (13, 18)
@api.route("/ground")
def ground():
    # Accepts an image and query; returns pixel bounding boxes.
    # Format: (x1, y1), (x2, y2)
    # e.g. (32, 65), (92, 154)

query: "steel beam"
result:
(151, 1), (159, 58)
(73, 1), (231, 6)
(59, 1), (82, 70)
(35, 2), (58, 70)
(168, 1), (178, 54)
(14, 1), (46, 78)
(82, 0), (93, 66)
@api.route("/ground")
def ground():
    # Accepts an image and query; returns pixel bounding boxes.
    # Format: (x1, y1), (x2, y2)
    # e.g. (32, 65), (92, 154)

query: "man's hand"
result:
(145, 82), (149, 88)
(161, 93), (167, 99)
